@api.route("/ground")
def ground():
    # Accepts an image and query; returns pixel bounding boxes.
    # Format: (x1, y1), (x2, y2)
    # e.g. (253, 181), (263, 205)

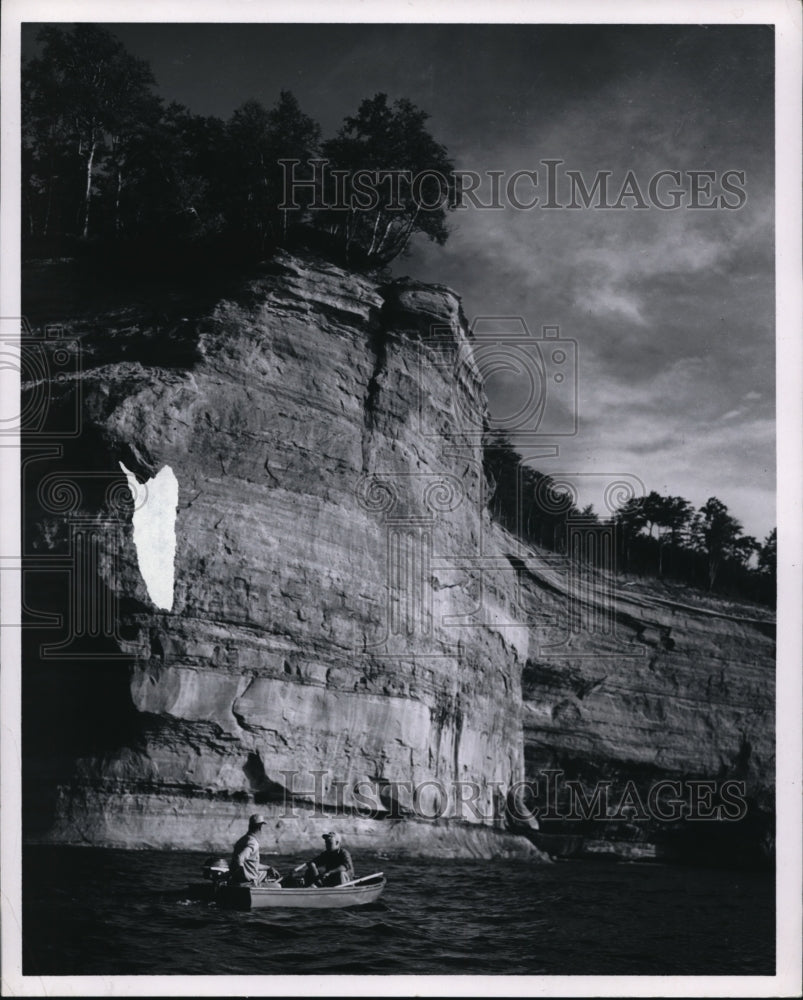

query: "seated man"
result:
(304, 830), (355, 886)
(230, 813), (280, 886)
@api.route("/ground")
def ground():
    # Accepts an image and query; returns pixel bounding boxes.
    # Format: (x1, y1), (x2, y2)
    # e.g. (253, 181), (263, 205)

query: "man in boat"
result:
(229, 813), (280, 886)
(303, 831), (355, 886)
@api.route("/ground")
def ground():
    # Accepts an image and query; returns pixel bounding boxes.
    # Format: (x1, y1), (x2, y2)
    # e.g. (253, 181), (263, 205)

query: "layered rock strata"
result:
(499, 530), (775, 864)
(22, 253), (539, 858)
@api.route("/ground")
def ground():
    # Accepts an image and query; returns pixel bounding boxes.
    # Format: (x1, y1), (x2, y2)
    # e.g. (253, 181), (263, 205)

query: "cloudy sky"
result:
(23, 23), (775, 539)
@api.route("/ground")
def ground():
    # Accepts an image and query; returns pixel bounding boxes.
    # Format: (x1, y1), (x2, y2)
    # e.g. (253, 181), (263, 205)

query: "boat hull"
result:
(215, 877), (386, 910)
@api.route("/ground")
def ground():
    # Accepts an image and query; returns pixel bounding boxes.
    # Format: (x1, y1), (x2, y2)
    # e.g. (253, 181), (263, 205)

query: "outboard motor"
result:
(202, 857), (231, 885)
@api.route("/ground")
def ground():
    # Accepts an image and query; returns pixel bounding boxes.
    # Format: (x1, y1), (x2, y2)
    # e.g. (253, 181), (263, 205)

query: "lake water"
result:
(22, 847), (774, 976)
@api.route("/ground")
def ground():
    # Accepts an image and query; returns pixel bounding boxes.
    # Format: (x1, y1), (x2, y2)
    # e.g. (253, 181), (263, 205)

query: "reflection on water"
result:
(22, 847), (774, 976)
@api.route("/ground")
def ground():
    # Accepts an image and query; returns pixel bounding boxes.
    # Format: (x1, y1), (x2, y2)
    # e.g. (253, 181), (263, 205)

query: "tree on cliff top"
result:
(650, 493), (694, 576)
(24, 25), (159, 239)
(690, 497), (745, 590)
(227, 92), (321, 251)
(319, 93), (456, 267)
(758, 527), (776, 576)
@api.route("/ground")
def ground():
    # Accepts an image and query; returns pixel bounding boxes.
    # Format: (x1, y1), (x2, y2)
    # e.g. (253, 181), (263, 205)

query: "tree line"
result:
(484, 433), (776, 606)
(22, 25), (455, 270)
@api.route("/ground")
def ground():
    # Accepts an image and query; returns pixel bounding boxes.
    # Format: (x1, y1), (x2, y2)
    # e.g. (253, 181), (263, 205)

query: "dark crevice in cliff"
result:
(363, 330), (388, 420)
(453, 705), (464, 780)
(524, 662), (609, 701)
(360, 317), (391, 472)
(504, 552), (567, 600)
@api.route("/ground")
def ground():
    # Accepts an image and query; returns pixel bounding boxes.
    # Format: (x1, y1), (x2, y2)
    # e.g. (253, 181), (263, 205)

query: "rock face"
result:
(21, 252), (775, 863)
(504, 538), (775, 864)
(22, 253), (537, 857)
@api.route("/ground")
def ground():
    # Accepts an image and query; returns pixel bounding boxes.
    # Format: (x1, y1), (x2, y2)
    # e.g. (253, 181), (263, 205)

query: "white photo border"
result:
(1, 1), (800, 996)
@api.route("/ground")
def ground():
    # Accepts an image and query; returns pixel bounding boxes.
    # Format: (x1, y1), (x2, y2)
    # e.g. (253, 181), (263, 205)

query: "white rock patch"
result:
(119, 462), (178, 610)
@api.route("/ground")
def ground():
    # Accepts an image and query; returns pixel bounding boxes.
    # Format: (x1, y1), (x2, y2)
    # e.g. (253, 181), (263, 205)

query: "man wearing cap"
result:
(230, 813), (280, 886)
(304, 831), (355, 887)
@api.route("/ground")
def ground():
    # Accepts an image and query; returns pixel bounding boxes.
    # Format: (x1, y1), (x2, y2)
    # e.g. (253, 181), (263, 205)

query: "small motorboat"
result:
(199, 858), (386, 910)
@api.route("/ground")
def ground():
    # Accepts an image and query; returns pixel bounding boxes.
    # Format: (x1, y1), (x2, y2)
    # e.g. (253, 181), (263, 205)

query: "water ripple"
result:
(22, 847), (774, 976)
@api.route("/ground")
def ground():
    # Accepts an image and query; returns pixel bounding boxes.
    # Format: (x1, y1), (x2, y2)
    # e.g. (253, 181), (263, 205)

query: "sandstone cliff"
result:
(21, 253), (775, 864)
(504, 531), (775, 865)
(22, 253), (538, 857)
